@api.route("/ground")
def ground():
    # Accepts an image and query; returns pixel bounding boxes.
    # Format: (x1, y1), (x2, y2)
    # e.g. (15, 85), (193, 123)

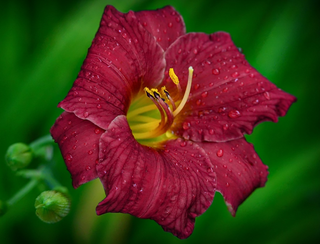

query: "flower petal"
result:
(50, 112), (104, 188)
(136, 6), (186, 51)
(59, 5), (166, 130)
(199, 138), (268, 215)
(96, 115), (216, 239)
(165, 32), (296, 142)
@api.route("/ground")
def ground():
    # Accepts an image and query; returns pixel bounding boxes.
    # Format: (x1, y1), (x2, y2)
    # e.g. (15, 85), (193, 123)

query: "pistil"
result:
(127, 67), (194, 143)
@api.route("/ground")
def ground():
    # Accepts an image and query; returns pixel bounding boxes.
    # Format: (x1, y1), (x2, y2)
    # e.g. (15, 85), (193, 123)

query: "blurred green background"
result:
(1, 0), (319, 243)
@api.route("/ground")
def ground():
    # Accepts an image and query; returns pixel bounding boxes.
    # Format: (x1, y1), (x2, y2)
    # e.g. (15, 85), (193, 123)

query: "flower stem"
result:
(29, 134), (53, 151)
(6, 178), (39, 206)
(29, 134), (54, 160)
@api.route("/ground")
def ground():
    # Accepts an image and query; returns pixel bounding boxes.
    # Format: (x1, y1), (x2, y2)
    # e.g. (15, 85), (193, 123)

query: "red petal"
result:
(165, 32), (296, 142)
(199, 138), (268, 215)
(59, 5), (166, 130)
(50, 112), (104, 188)
(136, 6), (186, 51)
(96, 115), (216, 239)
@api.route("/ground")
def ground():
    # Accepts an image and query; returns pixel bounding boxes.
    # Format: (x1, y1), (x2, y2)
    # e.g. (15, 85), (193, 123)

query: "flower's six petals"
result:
(59, 5), (166, 130)
(136, 5), (186, 51)
(50, 112), (104, 188)
(165, 32), (296, 142)
(96, 115), (216, 239)
(199, 138), (268, 215)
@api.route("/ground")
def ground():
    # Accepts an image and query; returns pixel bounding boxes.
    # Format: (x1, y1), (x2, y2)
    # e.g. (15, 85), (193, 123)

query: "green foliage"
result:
(1, 0), (319, 243)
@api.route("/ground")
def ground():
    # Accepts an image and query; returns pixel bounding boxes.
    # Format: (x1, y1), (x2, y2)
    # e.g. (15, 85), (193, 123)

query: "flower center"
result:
(127, 67), (194, 146)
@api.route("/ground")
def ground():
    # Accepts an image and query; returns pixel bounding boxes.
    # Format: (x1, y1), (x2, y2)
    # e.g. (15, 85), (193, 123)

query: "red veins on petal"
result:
(199, 138), (268, 215)
(50, 112), (105, 188)
(96, 115), (216, 239)
(59, 5), (166, 131)
(136, 5), (186, 50)
(165, 32), (296, 142)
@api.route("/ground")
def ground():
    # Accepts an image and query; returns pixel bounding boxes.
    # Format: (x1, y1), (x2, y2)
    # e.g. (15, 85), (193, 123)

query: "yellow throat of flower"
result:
(127, 67), (194, 146)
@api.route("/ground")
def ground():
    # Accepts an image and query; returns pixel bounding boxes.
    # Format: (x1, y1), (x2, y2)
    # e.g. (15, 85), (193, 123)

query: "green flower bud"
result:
(0, 200), (8, 216)
(35, 190), (71, 223)
(5, 143), (33, 171)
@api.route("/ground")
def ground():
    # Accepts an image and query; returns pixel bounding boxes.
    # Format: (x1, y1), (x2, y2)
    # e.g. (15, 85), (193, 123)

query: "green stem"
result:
(6, 178), (39, 206)
(29, 134), (53, 151)
(42, 169), (62, 189)
(29, 134), (54, 160)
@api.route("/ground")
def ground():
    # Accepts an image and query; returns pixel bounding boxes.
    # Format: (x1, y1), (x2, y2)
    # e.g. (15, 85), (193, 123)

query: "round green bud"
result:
(5, 143), (33, 171)
(35, 190), (71, 223)
(0, 200), (8, 217)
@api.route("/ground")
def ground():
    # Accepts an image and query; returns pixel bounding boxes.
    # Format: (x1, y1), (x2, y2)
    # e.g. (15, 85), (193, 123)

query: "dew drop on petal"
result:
(201, 91), (208, 98)
(88, 150), (93, 155)
(65, 154), (73, 162)
(228, 110), (241, 118)
(94, 128), (101, 134)
(264, 91), (270, 100)
(216, 149), (224, 157)
(232, 72), (239, 78)
(212, 68), (220, 75)
(182, 122), (190, 130)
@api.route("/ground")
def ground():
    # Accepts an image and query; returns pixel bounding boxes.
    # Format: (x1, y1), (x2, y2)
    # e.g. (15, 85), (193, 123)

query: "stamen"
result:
(127, 67), (194, 144)
(173, 66), (193, 116)
(161, 87), (176, 111)
(169, 68), (182, 96)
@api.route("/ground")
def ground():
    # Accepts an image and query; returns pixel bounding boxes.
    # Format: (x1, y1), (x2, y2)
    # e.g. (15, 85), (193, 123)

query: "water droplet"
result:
(218, 107), (226, 113)
(212, 68), (220, 75)
(96, 104), (101, 109)
(180, 141), (186, 147)
(201, 91), (208, 98)
(216, 149), (224, 157)
(85, 166), (91, 171)
(84, 111), (89, 118)
(94, 128), (101, 134)
(232, 72), (239, 78)
(168, 22), (173, 27)
(226, 182), (230, 187)
(264, 91), (270, 100)
(207, 167), (213, 173)
(72, 145), (77, 150)
(209, 129), (214, 135)
(182, 122), (190, 130)
(252, 99), (259, 105)
(88, 150), (93, 155)
(223, 124), (229, 130)
(65, 154), (73, 162)
(223, 87), (229, 92)
(194, 84), (200, 90)
(228, 110), (241, 118)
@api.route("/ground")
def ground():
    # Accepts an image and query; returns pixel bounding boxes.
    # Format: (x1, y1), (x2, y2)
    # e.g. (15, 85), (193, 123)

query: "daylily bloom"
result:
(51, 5), (296, 239)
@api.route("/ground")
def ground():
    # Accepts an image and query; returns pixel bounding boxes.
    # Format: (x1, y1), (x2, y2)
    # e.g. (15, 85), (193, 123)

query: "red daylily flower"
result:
(51, 5), (296, 239)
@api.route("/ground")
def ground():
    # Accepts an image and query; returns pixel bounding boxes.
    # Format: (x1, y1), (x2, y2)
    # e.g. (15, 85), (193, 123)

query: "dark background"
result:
(1, 0), (319, 243)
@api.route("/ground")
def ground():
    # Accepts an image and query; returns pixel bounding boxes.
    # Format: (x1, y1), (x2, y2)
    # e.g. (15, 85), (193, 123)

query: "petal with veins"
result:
(59, 5), (166, 130)
(165, 32), (296, 142)
(136, 5), (186, 51)
(199, 138), (268, 215)
(96, 115), (216, 239)
(50, 112), (104, 188)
